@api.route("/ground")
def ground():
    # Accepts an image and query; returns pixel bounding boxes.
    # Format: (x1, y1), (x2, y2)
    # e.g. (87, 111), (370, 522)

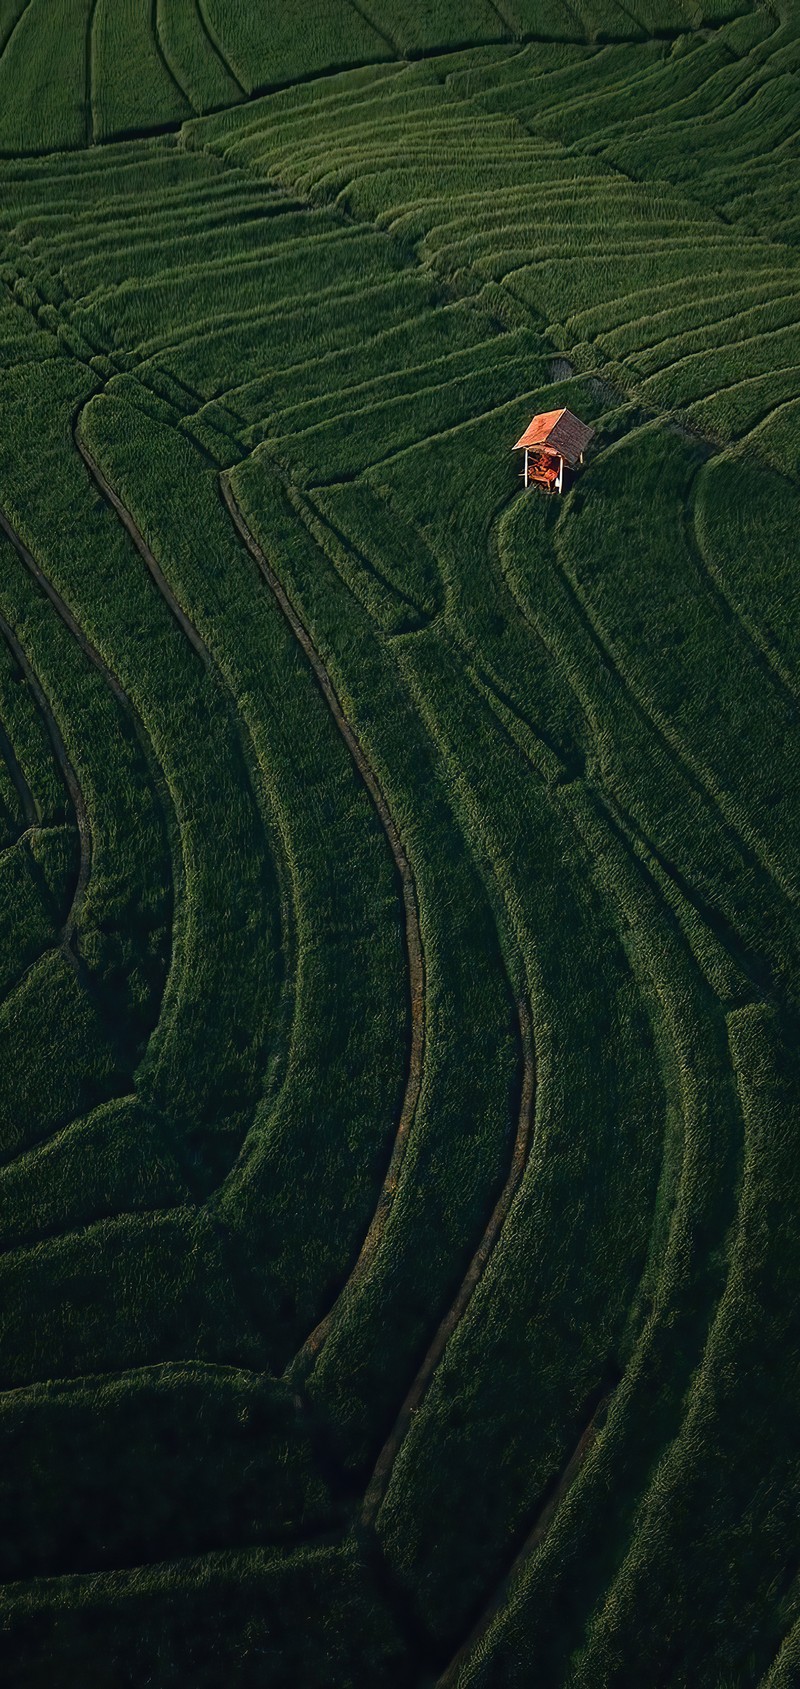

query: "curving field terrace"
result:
(1, 2), (799, 1685)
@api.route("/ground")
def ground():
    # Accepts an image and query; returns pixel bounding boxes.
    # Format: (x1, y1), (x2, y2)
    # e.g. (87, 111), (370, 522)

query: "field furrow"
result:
(0, 599), (86, 962)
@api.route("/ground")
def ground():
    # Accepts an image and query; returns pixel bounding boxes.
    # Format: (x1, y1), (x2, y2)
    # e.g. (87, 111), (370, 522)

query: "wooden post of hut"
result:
(513, 407), (595, 494)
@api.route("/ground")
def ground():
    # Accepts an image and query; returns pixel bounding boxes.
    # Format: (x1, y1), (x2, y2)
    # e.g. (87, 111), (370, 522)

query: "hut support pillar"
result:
(524, 446), (529, 487)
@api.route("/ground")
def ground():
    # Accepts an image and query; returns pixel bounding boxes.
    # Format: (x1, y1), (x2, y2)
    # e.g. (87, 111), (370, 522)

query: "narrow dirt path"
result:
(362, 994), (535, 1529)
(221, 475), (425, 1371)
(437, 1390), (614, 1688)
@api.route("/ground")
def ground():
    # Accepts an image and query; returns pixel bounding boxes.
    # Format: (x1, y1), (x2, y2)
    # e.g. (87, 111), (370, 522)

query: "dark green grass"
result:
(570, 1005), (800, 1689)
(0, 824), (76, 997)
(343, 411), (743, 1649)
(0, 608), (68, 823)
(71, 225), (409, 355)
(0, 1207), (267, 1386)
(186, 33), (799, 435)
(0, 354), (286, 1189)
(375, 632), (663, 1646)
(80, 394), (410, 1365)
(90, 0), (191, 142)
(1, 1364), (335, 1579)
(0, 951), (126, 1164)
(496, 474), (800, 1007)
(309, 481), (444, 632)
(352, 0), (506, 54)
(199, 0), (390, 94)
(0, 532), (174, 1046)
(0, 0), (92, 154)
(457, 811), (749, 1688)
(230, 460), (521, 1445)
(0, 1097), (191, 1249)
(0, 1544), (410, 1689)
(695, 453), (800, 688)
(157, 0), (245, 110)
(558, 427), (800, 900)
(1, 8), (799, 1687)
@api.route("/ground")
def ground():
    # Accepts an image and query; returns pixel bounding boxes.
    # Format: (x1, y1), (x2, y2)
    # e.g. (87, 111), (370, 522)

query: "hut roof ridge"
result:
(513, 406), (594, 464)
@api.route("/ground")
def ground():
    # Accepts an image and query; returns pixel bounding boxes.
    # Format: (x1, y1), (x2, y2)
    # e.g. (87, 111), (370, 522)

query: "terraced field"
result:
(1, 2), (799, 1685)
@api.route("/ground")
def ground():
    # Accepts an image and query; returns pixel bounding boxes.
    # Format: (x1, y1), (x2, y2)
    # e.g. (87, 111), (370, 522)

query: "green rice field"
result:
(1, 1), (799, 1684)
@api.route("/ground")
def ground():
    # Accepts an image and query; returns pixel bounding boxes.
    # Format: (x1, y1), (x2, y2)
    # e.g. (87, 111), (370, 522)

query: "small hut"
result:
(513, 407), (595, 494)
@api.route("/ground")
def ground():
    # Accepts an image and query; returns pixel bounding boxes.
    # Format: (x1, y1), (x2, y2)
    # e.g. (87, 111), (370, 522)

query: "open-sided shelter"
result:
(513, 407), (595, 493)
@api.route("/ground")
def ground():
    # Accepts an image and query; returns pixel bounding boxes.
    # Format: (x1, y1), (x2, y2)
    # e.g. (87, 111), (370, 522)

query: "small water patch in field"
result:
(548, 355), (574, 381)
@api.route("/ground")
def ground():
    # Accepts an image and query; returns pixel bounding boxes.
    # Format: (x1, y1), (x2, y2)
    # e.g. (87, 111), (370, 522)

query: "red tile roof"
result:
(513, 407), (595, 465)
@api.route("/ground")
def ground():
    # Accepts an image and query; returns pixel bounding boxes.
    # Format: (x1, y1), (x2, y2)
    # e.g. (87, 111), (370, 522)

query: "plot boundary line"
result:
(220, 474), (426, 1372)
(437, 1390), (615, 1687)
(0, 493), (185, 1138)
(0, 0), (33, 63)
(152, 0), (196, 114)
(345, 0), (402, 57)
(0, 630), (38, 827)
(74, 411), (298, 1203)
(361, 994), (535, 1528)
(194, 0), (247, 97)
(85, 0), (100, 147)
(0, 516), (90, 953)
(0, 603), (88, 958)
(74, 430), (213, 668)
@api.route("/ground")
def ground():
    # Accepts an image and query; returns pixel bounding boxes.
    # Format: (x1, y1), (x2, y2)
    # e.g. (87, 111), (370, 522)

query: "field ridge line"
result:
(361, 994), (535, 1529)
(152, 0), (196, 113)
(497, 486), (799, 921)
(74, 415), (299, 1203)
(74, 427), (213, 668)
(0, 493), (189, 1096)
(437, 1389), (614, 1688)
(0, 596), (88, 954)
(345, 0), (402, 57)
(0, 0), (33, 62)
(86, 0), (100, 147)
(0, 634), (38, 827)
(220, 474), (425, 1370)
(684, 465), (800, 715)
(555, 514), (800, 906)
(194, 0), (247, 96)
